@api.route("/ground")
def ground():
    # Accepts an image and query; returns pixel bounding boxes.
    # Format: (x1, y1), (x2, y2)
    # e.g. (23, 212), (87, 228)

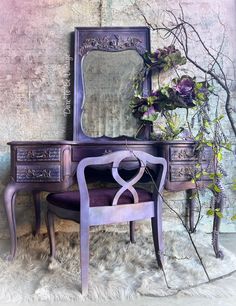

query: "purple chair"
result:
(46, 150), (167, 294)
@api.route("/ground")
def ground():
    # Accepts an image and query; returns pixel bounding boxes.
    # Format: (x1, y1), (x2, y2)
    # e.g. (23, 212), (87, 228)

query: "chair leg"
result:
(46, 209), (56, 258)
(151, 197), (164, 269)
(80, 224), (89, 295)
(129, 221), (135, 243)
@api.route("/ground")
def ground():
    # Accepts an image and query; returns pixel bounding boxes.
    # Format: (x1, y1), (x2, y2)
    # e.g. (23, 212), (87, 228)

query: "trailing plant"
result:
(127, 2), (236, 286)
(143, 45), (187, 72)
(129, 3), (235, 217)
(130, 75), (212, 125)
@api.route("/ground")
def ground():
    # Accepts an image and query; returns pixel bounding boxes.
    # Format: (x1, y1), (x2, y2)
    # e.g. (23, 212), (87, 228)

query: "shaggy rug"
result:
(1, 223), (236, 303)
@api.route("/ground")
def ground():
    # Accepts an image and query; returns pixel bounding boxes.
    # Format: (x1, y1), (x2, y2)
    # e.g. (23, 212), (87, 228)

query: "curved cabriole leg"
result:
(151, 195), (164, 269)
(46, 210), (56, 258)
(211, 184), (225, 259)
(33, 191), (41, 236)
(3, 183), (18, 260)
(129, 221), (135, 243)
(186, 189), (196, 233)
(80, 224), (89, 295)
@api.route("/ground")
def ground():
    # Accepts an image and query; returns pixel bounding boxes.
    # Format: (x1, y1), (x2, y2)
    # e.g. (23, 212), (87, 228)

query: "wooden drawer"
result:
(169, 146), (212, 162)
(16, 147), (61, 162)
(170, 163), (212, 182)
(16, 164), (61, 183)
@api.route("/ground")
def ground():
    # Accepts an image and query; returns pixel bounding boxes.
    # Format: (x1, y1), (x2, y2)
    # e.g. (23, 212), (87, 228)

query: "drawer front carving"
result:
(170, 147), (196, 161)
(170, 164), (211, 182)
(16, 147), (61, 162)
(16, 165), (61, 183)
(170, 146), (212, 162)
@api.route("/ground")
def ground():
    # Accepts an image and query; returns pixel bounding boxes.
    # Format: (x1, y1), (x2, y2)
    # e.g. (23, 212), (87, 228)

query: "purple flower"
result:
(174, 77), (195, 96)
(142, 106), (157, 121)
(153, 49), (159, 60)
(173, 76), (196, 107)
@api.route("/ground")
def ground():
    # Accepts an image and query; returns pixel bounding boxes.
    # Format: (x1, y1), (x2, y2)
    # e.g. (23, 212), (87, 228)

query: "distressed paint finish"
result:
(0, 0), (236, 237)
(0, 0), (101, 237)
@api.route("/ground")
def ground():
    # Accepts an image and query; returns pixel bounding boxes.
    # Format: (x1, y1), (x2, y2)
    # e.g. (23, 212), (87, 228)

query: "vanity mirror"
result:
(73, 27), (151, 141)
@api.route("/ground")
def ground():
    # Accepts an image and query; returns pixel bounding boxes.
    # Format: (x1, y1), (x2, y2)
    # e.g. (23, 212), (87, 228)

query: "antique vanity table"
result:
(4, 27), (223, 260)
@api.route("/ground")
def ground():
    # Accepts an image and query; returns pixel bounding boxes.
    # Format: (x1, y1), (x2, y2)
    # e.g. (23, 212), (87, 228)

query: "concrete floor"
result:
(1, 233), (236, 306)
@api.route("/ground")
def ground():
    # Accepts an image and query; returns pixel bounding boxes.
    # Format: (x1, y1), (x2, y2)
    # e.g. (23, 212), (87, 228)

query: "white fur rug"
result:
(1, 224), (236, 303)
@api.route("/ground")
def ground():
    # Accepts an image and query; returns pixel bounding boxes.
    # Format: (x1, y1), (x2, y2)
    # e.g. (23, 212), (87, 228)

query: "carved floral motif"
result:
(26, 169), (51, 178)
(16, 147), (60, 161)
(170, 165), (194, 181)
(79, 35), (144, 56)
(170, 147), (195, 161)
(27, 150), (50, 159)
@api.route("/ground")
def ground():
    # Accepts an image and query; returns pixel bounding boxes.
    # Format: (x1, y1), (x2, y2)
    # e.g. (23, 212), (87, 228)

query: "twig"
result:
(133, 3), (236, 138)
(143, 166), (211, 282)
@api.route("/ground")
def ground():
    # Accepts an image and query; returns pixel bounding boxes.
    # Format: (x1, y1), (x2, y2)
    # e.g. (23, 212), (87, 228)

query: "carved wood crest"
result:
(79, 35), (144, 56)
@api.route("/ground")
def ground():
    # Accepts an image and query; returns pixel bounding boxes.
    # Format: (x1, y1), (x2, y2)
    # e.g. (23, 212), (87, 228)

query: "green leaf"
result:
(231, 214), (236, 221)
(215, 211), (223, 218)
(212, 115), (224, 123)
(225, 143), (232, 151)
(206, 141), (213, 147)
(203, 120), (211, 129)
(217, 151), (223, 161)
(195, 82), (203, 89)
(209, 173), (215, 180)
(197, 93), (205, 100)
(147, 96), (156, 106)
(195, 172), (202, 179)
(207, 209), (214, 216)
(232, 180), (236, 191)
(213, 184), (222, 193)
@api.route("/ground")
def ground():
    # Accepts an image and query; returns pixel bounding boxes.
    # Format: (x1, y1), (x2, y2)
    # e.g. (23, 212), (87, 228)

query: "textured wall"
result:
(0, 0), (236, 238)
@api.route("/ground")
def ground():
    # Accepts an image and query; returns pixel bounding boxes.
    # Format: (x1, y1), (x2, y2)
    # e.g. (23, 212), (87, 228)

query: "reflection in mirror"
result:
(81, 50), (145, 138)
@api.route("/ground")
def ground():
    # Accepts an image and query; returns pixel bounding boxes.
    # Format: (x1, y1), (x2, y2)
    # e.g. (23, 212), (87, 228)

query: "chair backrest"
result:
(76, 150), (167, 225)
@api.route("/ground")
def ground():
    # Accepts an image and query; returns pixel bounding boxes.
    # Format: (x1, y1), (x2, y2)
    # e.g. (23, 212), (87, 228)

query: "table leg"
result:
(33, 191), (41, 236)
(212, 185), (225, 259)
(3, 182), (18, 260)
(186, 189), (196, 233)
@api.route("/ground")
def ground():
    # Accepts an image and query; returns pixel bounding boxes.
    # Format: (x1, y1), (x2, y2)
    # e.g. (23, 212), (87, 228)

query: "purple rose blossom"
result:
(174, 77), (195, 96)
(142, 106), (156, 120)
(174, 77), (196, 107)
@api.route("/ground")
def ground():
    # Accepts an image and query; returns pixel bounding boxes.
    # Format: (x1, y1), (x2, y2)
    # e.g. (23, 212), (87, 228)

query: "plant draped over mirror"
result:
(130, 45), (216, 142)
(131, 72), (212, 123)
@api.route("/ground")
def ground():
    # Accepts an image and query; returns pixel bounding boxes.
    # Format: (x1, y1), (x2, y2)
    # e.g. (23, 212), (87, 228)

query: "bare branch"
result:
(134, 3), (236, 137)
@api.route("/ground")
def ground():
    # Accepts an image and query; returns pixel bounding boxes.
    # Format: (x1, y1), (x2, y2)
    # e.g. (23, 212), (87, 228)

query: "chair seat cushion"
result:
(47, 188), (152, 211)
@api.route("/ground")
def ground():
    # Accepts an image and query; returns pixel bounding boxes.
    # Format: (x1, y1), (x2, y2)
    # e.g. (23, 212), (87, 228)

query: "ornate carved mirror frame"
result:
(73, 27), (151, 141)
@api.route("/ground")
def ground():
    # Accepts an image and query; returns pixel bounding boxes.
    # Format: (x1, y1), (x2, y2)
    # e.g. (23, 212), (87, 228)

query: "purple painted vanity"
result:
(3, 27), (224, 260)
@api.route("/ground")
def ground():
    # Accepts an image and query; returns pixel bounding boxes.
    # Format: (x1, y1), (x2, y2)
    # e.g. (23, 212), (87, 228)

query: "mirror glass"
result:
(81, 50), (145, 138)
